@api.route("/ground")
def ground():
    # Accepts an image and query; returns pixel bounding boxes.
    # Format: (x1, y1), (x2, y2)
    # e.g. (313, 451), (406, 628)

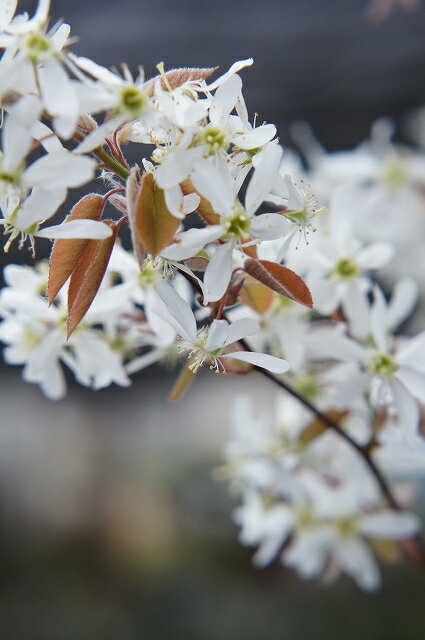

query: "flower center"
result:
(178, 326), (224, 373)
(118, 86), (148, 117)
(23, 327), (42, 351)
(200, 125), (228, 155)
(0, 172), (16, 184)
(333, 258), (359, 279)
(335, 516), (358, 538)
(295, 505), (316, 531)
(369, 352), (398, 377)
(24, 32), (52, 62)
(223, 202), (250, 241)
(108, 334), (129, 352)
(0, 214), (39, 255)
(381, 157), (407, 189)
(138, 259), (162, 288)
(284, 180), (325, 236)
(293, 374), (321, 401)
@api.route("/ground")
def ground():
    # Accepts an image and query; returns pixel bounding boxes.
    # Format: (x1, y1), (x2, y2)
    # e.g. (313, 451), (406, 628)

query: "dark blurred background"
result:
(54, 0), (425, 148)
(1, 1), (425, 638)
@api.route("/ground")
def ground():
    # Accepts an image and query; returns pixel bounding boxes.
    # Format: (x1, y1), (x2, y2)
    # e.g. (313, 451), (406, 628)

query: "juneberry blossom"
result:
(0, 0), (423, 594)
(155, 280), (289, 374)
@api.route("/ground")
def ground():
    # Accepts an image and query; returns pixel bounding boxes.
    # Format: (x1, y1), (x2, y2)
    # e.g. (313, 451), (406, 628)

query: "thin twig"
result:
(238, 339), (399, 510)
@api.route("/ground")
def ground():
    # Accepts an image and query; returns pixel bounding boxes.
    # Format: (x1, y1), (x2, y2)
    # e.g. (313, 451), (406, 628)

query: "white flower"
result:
(0, 261), (140, 397)
(0, 120), (110, 252)
(266, 174), (326, 256)
(307, 287), (425, 444)
(72, 57), (158, 153)
(234, 476), (420, 591)
(201, 143), (288, 303)
(304, 186), (394, 316)
(0, 1), (81, 139)
(155, 280), (289, 374)
(154, 66), (276, 215)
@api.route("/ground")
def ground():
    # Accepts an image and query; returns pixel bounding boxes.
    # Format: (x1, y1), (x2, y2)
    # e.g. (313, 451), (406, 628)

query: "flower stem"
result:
(93, 146), (131, 180)
(240, 348), (399, 509)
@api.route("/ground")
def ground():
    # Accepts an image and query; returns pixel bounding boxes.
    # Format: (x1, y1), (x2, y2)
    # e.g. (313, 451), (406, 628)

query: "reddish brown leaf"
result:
(67, 221), (117, 337)
(298, 411), (348, 447)
(244, 258), (313, 308)
(47, 193), (104, 303)
(242, 244), (258, 259)
(370, 540), (400, 564)
(143, 67), (218, 94)
(126, 166), (145, 267)
(77, 113), (98, 132)
(133, 172), (180, 258)
(239, 276), (274, 314)
(184, 256), (209, 271)
(180, 179), (220, 225)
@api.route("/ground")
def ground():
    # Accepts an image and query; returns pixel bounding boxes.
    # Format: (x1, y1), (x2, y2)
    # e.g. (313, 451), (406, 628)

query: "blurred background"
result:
(1, 1), (425, 638)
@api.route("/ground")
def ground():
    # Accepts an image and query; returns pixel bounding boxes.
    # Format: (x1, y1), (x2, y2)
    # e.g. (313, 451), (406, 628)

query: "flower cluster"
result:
(0, 0), (424, 591)
(224, 122), (425, 589)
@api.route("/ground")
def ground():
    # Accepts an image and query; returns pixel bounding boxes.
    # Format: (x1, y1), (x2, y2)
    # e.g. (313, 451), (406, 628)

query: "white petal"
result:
(389, 378), (419, 446)
(233, 124), (276, 150)
(387, 278), (419, 331)
(206, 58), (253, 91)
(15, 187), (66, 229)
(335, 538), (380, 592)
(73, 82), (116, 114)
(36, 219), (113, 239)
(222, 318), (260, 346)
(175, 262), (209, 299)
(209, 74), (242, 126)
(245, 143), (283, 215)
(223, 351), (289, 374)
(31, 121), (64, 153)
(0, 0), (17, 30)
(50, 23), (70, 50)
(306, 327), (365, 363)
(161, 225), (222, 261)
(71, 55), (123, 86)
(250, 212), (289, 241)
(341, 285), (370, 339)
(360, 511), (421, 539)
(155, 280), (197, 342)
(3, 95), (42, 170)
(205, 319), (231, 351)
(357, 242), (394, 270)
(396, 366), (425, 405)
(282, 174), (302, 209)
(145, 289), (178, 347)
(203, 241), (234, 303)
(370, 286), (388, 352)
(191, 156), (235, 214)
(397, 331), (425, 367)
(23, 151), (96, 189)
(284, 529), (331, 578)
(183, 192), (200, 214)
(154, 149), (194, 190)
(164, 184), (185, 219)
(23, 329), (66, 400)
(125, 349), (163, 374)
(2, 112), (31, 172)
(75, 116), (123, 154)
(327, 185), (357, 240)
(6, 0), (50, 33)
(164, 185), (200, 219)
(38, 57), (79, 139)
